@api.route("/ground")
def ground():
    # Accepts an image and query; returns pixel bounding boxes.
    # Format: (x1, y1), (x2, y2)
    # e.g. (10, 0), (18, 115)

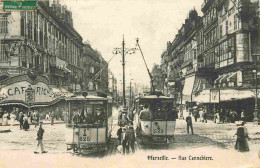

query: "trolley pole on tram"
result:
(113, 35), (138, 109)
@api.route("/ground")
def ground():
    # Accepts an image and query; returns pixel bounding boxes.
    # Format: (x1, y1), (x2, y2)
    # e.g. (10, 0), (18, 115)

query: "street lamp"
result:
(252, 69), (259, 124)
(113, 35), (138, 109)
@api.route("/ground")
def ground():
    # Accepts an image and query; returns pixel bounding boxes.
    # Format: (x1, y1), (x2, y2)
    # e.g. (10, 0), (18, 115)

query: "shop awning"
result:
(219, 89), (255, 101)
(182, 76), (195, 104)
(193, 77), (202, 93)
(226, 72), (237, 82)
(193, 89), (210, 103)
(219, 74), (229, 83)
(64, 67), (71, 73)
(214, 75), (224, 84)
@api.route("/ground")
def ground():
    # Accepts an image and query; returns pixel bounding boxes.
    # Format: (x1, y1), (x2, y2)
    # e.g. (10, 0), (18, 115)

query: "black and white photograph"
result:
(0, 0), (259, 168)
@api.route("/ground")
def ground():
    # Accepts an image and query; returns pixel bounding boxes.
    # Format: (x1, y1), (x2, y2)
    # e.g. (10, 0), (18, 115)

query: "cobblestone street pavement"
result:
(0, 112), (259, 168)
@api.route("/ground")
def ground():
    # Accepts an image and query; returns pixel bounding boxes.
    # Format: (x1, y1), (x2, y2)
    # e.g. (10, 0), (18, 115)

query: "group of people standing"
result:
(117, 110), (136, 155)
(190, 106), (246, 124)
(190, 106), (208, 123)
(213, 109), (243, 124)
(0, 107), (40, 129)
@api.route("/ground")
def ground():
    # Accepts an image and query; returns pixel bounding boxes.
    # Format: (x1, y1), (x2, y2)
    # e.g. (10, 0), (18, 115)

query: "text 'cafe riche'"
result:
(0, 74), (70, 112)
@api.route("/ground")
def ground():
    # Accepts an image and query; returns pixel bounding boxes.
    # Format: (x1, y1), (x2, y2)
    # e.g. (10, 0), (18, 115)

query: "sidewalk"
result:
(0, 119), (65, 132)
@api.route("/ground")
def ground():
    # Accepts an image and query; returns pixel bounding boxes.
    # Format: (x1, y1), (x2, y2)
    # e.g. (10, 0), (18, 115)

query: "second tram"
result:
(133, 94), (177, 145)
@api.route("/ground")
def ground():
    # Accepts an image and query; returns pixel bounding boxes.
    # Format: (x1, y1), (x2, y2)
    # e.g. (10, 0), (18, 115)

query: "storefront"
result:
(0, 74), (71, 117)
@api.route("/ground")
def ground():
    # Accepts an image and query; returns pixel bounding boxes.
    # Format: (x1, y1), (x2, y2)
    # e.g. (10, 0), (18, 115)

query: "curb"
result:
(0, 129), (11, 133)
(0, 121), (66, 127)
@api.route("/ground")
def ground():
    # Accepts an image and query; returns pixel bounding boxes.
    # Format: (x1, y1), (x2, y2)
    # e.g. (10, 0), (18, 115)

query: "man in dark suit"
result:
(186, 114), (193, 134)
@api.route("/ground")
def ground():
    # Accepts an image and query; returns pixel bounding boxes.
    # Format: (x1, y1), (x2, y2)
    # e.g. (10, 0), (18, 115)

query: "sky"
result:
(61, 0), (204, 87)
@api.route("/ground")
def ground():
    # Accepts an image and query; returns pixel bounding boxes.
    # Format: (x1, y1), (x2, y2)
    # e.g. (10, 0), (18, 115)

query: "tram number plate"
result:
(153, 128), (164, 134)
(80, 136), (90, 142)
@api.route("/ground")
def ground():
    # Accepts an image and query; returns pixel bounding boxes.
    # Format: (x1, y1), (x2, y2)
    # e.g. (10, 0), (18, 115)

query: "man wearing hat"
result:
(121, 126), (128, 155)
(126, 122), (136, 154)
(34, 122), (47, 154)
(18, 112), (24, 130)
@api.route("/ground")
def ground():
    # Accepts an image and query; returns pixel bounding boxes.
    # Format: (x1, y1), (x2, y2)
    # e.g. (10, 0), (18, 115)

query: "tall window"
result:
(225, 21), (228, 35)
(0, 15), (8, 34)
(27, 12), (33, 39)
(220, 25), (223, 38)
(234, 14), (237, 30)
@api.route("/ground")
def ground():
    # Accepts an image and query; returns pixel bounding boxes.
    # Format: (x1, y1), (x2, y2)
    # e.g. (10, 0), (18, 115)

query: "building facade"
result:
(0, 0), (83, 92)
(160, 0), (260, 120)
(82, 42), (109, 94)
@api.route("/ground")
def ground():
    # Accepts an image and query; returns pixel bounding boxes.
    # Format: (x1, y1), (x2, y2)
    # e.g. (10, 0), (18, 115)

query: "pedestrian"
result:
(10, 111), (16, 126)
(62, 109), (66, 122)
(232, 110), (238, 123)
(45, 112), (50, 121)
(126, 122), (136, 154)
(219, 109), (224, 123)
(193, 107), (199, 122)
(29, 109), (33, 124)
(199, 108), (203, 122)
(186, 113), (193, 134)
(36, 111), (40, 126)
(34, 122), (47, 154)
(120, 113), (129, 127)
(51, 111), (55, 125)
(121, 126), (129, 155)
(23, 114), (30, 131)
(234, 122), (250, 152)
(241, 110), (245, 123)
(213, 109), (217, 123)
(216, 110), (220, 124)
(117, 126), (122, 145)
(18, 112), (24, 129)
(202, 108), (207, 123)
(2, 111), (9, 126)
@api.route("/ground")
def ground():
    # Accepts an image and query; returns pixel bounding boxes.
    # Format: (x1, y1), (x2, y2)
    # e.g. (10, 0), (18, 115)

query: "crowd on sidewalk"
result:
(187, 106), (247, 124)
(0, 107), (66, 129)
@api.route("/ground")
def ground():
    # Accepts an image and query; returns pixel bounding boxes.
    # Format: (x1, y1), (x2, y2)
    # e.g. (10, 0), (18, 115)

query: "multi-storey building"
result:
(82, 42), (108, 95)
(82, 42), (101, 91)
(0, 0), (83, 91)
(108, 69), (118, 102)
(98, 56), (108, 94)
(160, 0), (260, 120)
(151, 64), (164, 92)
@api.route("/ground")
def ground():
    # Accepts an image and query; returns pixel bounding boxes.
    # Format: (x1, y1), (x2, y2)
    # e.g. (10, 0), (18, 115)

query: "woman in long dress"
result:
(234, 122), (250, 152)
(23, 114), (30, 131)
(2, 112), (9, 126)
(10, 112), (16, 126)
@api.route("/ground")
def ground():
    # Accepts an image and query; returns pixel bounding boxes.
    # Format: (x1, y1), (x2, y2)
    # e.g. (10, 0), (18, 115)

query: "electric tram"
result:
(66, 92), (113, 154)
(133, 93), (177, 145)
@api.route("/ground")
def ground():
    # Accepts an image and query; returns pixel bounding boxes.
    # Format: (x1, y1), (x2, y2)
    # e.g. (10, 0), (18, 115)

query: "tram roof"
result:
(137, 95), (175, 100)
(64, 95), (107, 101)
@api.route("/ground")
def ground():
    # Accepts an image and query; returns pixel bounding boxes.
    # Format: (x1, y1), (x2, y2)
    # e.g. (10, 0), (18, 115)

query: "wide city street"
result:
(0, 108), (259, 168)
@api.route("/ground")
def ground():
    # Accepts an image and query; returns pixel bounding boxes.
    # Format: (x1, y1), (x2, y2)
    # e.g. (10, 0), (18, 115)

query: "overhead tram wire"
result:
(92, 53), (119, 81)
(135, 38), (155, 93)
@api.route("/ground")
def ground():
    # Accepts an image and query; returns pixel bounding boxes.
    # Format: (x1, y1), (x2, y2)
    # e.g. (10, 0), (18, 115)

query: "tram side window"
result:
(166, 103), (178, 121)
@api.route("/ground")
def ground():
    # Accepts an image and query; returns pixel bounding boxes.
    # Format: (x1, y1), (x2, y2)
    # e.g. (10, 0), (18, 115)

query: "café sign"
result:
(0, 81), (56, 104)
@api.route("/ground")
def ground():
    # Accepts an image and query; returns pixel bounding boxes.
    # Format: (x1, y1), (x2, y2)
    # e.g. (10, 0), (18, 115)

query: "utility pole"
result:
(129, 79), (132, 108)
(122, 36), (126, 108)
(113, 35), (137, 109)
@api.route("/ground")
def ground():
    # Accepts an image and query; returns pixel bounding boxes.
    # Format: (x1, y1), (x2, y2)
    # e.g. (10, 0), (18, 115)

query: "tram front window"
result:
(84, 110), (94, 124)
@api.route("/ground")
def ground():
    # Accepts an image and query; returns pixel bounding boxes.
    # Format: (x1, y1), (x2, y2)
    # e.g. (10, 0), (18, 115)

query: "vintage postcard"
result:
(0, 0), (259, 168)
